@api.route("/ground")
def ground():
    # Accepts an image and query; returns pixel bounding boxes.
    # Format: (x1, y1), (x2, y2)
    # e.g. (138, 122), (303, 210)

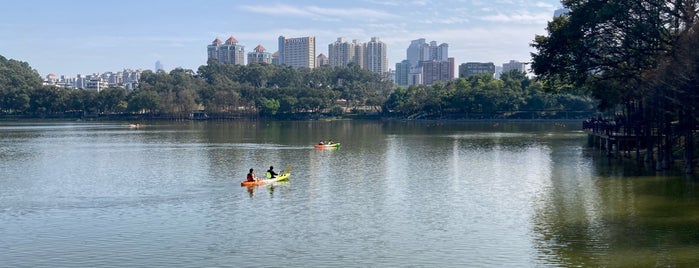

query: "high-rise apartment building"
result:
(364, 37), (388, 74)
(407, 38), (426, 68)
(247, 44), (272, 64)
(328, 37), (354, 67)
(422, 57), (455, 85)
(328, 38), (367, 68)
(396, 38), (452, 86)
(277, 36), (316, 69)
(395, 60), (410, 86)
(352, 39), (364, 69)
(207, 36), (245, 65)
(406, 39), (449, 67)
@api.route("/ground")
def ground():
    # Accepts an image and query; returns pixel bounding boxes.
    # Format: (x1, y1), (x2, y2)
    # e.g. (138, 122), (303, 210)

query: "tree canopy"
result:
(531, 0), (699, 172)
(0, 55), (595, 120)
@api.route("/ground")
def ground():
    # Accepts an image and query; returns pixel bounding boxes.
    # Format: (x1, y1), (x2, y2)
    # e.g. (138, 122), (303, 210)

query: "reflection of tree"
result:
(532, 149), (699, 266)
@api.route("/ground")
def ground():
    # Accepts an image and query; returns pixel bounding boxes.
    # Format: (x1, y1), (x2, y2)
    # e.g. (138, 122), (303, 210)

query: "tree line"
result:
(0, 55), (595, 120)
(531, 0), (699, 173)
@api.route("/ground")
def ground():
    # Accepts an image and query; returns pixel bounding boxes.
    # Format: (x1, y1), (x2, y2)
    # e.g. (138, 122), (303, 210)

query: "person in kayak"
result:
(247, 168), (258, 182)
(266, 166), (278, 178)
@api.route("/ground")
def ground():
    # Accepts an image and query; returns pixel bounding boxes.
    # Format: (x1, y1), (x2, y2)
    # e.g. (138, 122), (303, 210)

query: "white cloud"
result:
(418, 17), (470, 24)
(239, 4), (400, 21)
(480, 11), (552, 24)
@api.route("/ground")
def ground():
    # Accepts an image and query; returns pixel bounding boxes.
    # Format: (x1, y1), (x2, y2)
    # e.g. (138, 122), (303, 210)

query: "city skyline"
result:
(0, 0), (562, 77)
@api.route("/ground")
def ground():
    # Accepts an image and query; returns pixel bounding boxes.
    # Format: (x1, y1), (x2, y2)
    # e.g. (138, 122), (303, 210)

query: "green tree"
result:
(0, 56), (42, 114)
(259, 98), (280, 116)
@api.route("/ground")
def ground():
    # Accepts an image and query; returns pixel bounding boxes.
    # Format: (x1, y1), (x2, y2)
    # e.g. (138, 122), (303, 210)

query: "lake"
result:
(1, 120), (698, 267)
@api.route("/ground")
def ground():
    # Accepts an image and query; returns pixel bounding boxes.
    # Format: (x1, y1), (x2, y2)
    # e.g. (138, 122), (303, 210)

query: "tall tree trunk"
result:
(684, 110), (695, 174)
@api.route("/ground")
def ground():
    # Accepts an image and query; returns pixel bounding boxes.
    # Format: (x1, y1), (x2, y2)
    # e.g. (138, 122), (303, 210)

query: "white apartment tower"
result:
(364, 37), (388, 74)
(277, 36), (316, 69)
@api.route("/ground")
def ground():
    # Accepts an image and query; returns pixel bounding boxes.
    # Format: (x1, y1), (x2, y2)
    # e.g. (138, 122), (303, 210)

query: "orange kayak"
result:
(240, 173), (290, 187)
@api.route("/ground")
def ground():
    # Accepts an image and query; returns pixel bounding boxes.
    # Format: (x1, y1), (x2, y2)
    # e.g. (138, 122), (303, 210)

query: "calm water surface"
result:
(1, 120), (698, 267)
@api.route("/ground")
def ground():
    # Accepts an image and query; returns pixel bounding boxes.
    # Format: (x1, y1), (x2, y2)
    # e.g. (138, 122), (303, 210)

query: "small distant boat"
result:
(314, 143), (340, 149)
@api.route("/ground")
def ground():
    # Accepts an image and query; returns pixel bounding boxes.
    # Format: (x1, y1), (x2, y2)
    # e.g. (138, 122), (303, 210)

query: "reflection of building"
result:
(207, 36), (245, 65)
(277, 36), (316, 69)
(247, 44), (272, 64)
(459, 62), (495, 78)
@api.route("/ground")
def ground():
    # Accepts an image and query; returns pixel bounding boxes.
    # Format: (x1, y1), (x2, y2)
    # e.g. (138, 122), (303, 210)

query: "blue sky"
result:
(1, 0), (562, 77)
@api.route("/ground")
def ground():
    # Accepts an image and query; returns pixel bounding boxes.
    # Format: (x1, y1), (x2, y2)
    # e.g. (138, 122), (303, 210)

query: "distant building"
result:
(398, 38), (451, 85)
(352, 39), (364, 69)
(278, 36), (316, 69)
(406, 39), (448, 68)
(247, 44), (272, 64)
(327, 38), (366, 68)
(46, 73), (57, 84)
(155, 60), (164, 72)
(502, 60), (526, 74)
(459, 62), (495, 78)
(407, 38), (427, 68)
(408, 72), (422, 86)
(395, 60), (410, 86)
(271, 51), (280, 65)
(421, 57), (455, 85)
(328, 37), (355, 67)
(207, 36), (245, 65)
(316, 53), (329, 67)
(364, 37), (388, 74)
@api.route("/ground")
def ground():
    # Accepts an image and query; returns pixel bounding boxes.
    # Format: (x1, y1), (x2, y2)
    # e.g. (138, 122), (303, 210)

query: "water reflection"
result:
(533, 144), (699, 266)
(2, 121), (699, 267)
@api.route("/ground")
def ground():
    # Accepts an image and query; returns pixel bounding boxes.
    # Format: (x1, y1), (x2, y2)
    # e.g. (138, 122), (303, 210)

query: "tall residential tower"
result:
(364, 37), (388, 74)
(207, 36), (245, 65)
(277, 36), (316, 69)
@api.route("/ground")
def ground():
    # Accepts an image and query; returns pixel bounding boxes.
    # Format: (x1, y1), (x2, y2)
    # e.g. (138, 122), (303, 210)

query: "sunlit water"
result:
(1, 120), (698, 267)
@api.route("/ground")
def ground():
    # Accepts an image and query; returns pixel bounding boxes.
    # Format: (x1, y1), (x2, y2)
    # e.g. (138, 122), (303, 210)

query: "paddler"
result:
(266, 166), (278, 178)
(246, 168), (258, 182)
